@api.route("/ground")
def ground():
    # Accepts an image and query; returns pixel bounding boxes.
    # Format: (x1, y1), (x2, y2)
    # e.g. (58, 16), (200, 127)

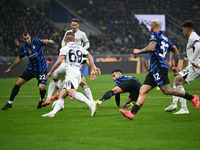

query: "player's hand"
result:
(191, 62), (200, 68)
(4, 68), (11, 74)
(95, 68), (101, 75)
(90, 70), (96, 80)
(46, 72), (52, 80)
(168, 62), (172, 68)
(133, 49), (140, 55)
(172, 66), (178, 76)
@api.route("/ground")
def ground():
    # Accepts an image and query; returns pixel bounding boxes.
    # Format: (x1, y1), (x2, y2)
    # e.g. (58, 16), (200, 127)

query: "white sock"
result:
(177, 85), (187, 109)
(72, 92), (92, 107)
(51, 98), (64, 115)
(56, 80), (64, 95)
(83, 86), (94, 102)
(172, 84), (178, 105)
(47, 80), (57, 100)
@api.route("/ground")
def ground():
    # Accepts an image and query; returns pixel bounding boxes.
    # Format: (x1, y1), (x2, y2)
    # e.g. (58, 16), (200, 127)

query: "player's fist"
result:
(133, 49), (140, 55)
(46, 72), (52, 80)
(90, 71), (96, 80)
(4, 68), (11, 74)
(95, 68), (101, 75)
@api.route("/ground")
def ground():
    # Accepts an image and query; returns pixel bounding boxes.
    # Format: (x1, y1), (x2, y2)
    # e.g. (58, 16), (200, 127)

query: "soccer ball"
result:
(52, 100), (64, 111)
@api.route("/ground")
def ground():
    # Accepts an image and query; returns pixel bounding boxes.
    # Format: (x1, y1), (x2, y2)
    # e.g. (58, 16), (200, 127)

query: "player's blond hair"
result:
(151, 19), (162, 28)
(64, 32), (75, 42)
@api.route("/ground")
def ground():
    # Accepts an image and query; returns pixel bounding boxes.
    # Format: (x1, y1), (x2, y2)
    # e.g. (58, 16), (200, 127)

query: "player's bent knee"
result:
(39, 86), (46, 91)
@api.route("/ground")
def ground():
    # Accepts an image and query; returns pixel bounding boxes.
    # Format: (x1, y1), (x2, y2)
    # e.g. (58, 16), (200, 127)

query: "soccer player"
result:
(2, 33), (54, 110)
(120, 19), (199, 120)
(42, 32), (97, 117)
(165, 20), (200, 114)
(96, 69), (142, 108)
(41, 18), (97, 106)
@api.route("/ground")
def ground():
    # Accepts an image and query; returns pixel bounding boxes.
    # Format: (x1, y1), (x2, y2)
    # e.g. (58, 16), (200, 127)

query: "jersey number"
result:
(159, 41), (169, 59)
(69, 49), (82, 63)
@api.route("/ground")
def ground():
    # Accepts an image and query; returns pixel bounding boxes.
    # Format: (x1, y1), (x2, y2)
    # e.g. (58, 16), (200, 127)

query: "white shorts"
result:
(53, 63), (66, 81)
(179, 65), (200, 84)
(63, 73), (81, 90)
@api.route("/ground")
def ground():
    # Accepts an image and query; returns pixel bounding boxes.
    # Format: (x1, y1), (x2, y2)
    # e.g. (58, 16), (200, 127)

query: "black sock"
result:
(40, 89), (46, 101)
(115, 94), (120, 106)
(131, 104), (141, 115)
(9, 85), (21, 101)
(100, 90), (114, 102)
(183, 92), (194, 101)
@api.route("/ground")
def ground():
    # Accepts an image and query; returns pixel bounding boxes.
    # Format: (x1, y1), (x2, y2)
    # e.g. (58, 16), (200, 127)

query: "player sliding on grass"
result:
(96, 69), (141, 108)
(42, 32), (97, 117)
(120, 19), (199, 120)
(2, 33), (54, 110)
(165, 20), (200, 114)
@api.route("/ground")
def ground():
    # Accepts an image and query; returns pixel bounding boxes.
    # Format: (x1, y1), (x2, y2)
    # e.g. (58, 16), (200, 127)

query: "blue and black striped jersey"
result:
(148, 31), (174, 72)
(115, 75), (141, 86)
(19, 39), (46, 73)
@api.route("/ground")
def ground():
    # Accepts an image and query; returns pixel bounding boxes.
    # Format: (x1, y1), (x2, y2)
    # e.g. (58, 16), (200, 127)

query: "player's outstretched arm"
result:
(43, 39), (54, 45)
(133, 41), (156, 55)
(170, 46), (180, 76)
(46, 55), (65, 79)
(86, 53), (96, 80)
(4, 56), (23, 74)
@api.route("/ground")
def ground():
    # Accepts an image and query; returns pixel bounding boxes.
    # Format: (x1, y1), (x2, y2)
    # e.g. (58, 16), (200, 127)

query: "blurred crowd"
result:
(1, 0), (199, 56)
(65, 0), (199, 55)
(1, 0), (62, 56)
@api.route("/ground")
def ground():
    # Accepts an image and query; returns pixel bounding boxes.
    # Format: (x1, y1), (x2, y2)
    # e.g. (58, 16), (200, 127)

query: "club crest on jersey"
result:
(29, 50), (32, 54)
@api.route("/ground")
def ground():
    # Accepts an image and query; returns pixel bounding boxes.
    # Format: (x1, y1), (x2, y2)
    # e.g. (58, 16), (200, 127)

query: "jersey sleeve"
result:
(81, 32), (89, 43)
(59, 47), (68, 56)
(167, 39), (174, 48)
(149, 34), (157, 43)
(81, 32), (90, 49)
(80, 47), (89, 56)
(18, 45), (25, 58)
(190, 40), (200, 62)
(35, 39), (44, 47)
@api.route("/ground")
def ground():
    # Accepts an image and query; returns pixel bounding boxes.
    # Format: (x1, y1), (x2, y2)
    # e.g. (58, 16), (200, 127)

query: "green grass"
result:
(0, 73), (200, 150)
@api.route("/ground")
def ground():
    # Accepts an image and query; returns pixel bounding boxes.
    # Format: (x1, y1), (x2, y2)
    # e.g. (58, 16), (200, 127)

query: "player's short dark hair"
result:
(111, 69), (122, 74)
(182, 20), (195, 29)
(71, 18), (79, 23)
(22, 33), (29, 37)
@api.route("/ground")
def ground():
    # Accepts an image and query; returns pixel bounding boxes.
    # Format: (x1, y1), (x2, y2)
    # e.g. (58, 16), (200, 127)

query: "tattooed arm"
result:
(133, 41), (157, 55)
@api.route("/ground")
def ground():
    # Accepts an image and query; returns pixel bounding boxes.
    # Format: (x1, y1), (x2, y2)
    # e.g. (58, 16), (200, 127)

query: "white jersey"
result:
(179, 32), (200, 84)
(59, 42), (89, 76)
(61, 29), (89, 49)
(186, 32), (200, 66)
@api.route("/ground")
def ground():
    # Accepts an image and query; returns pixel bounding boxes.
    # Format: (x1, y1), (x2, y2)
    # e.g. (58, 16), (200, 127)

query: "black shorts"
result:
(143, 68), (169, 88)
(20, 69), (47, 85)
(118, 79), (142, 101)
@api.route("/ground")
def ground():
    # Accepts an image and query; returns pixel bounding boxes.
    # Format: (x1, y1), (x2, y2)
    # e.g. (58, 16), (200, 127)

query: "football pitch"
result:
(0, 73), (200, 150)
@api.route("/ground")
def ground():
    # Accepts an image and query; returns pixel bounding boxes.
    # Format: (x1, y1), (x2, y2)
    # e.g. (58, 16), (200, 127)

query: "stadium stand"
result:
(1, 0), (62, 56)
(1, 0), (199, 56)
